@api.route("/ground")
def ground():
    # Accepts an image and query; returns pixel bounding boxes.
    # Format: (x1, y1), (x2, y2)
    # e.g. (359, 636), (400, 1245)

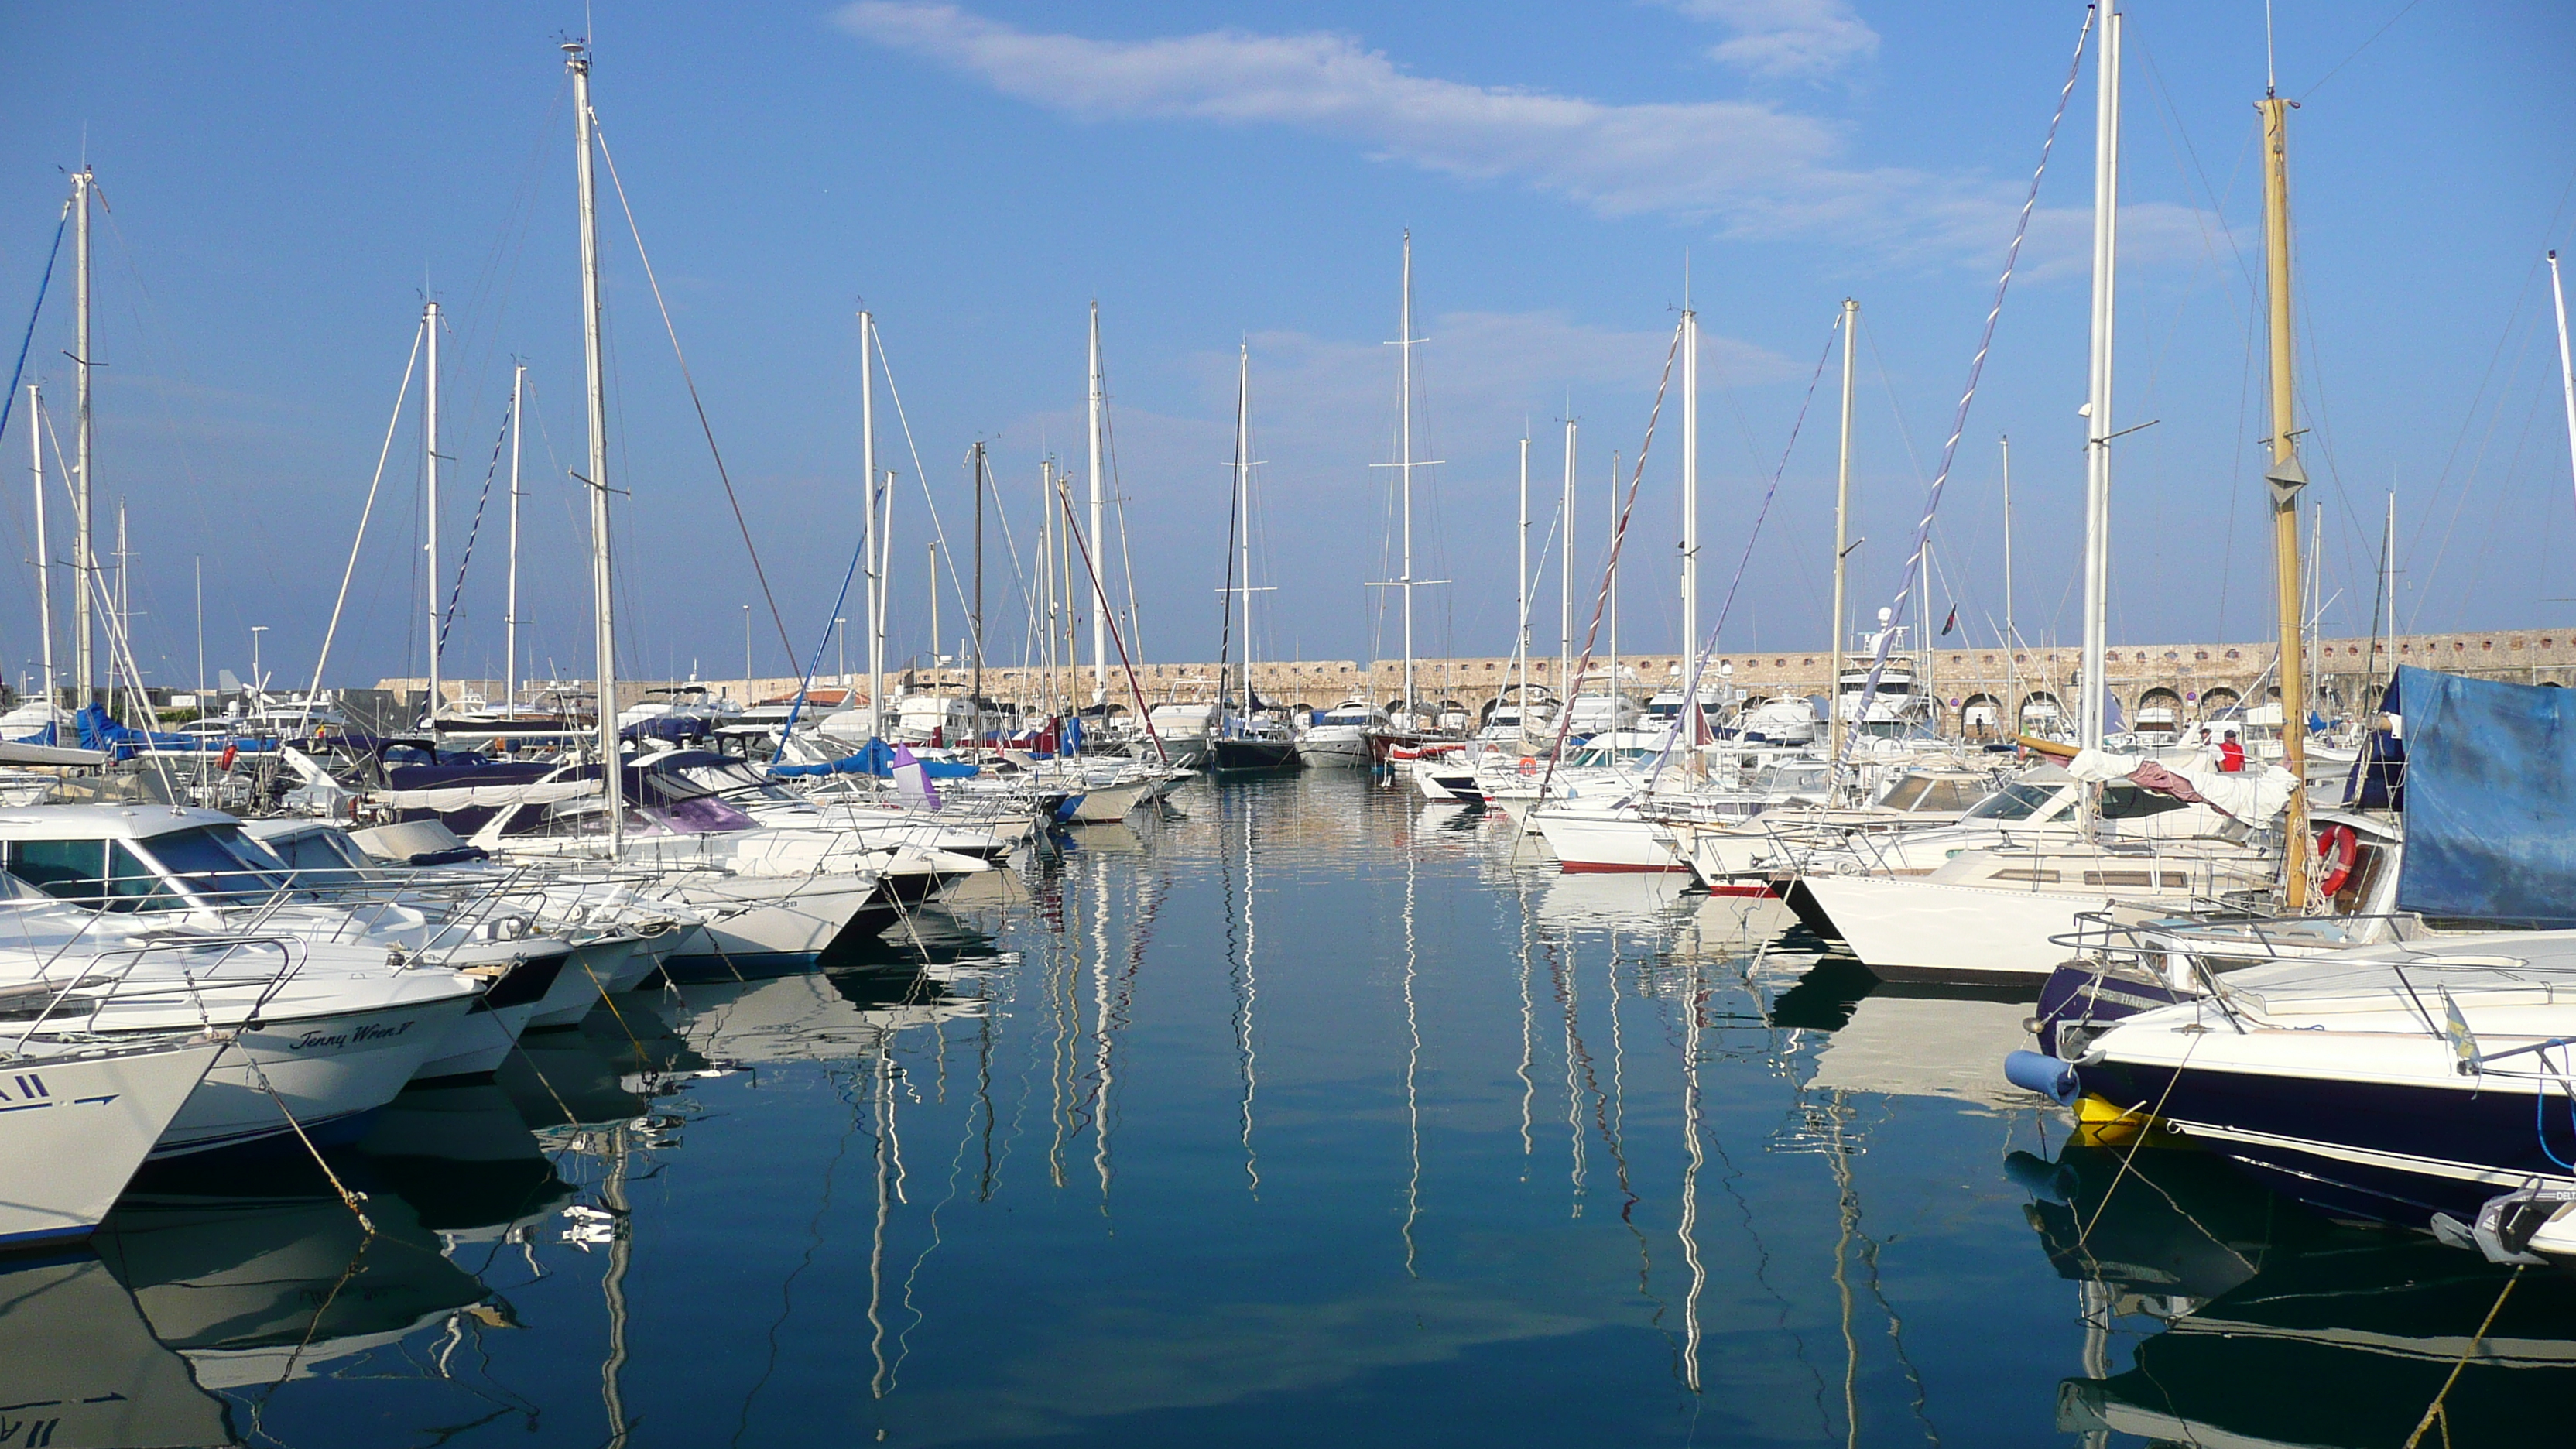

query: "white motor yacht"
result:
(0, 1033), (224, 1244)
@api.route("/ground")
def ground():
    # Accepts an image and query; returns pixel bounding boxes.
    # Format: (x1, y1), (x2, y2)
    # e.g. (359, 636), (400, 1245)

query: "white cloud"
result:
(1658, 0), (1882, 78)
(838, 3), (1863, 227)
(831, 4), (2201, 276)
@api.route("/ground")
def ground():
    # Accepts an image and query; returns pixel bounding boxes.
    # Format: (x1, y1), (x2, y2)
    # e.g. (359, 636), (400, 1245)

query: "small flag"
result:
(1940, 604), (1959, 637)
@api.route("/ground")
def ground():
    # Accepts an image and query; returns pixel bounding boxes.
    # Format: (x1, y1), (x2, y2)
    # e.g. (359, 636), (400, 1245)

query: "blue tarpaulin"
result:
(766, 738), (981, 780)
(2396, 665), (2576, 924)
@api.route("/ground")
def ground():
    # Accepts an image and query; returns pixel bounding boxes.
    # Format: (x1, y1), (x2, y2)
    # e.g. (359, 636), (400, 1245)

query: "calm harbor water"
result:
(12, 773), (2563, 1447)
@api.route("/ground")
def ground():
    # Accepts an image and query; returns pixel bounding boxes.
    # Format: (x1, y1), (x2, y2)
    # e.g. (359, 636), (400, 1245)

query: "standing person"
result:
(2218, 729), (2246, 773)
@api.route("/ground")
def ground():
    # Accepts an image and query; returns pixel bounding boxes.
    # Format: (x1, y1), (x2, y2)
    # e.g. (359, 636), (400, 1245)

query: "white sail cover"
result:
(2065, 747), (2299, 825)
(368, 780), (602, 810)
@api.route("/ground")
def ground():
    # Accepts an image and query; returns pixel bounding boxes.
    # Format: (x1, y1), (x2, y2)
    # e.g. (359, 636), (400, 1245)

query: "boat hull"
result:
(156, 994), (478, 1158)
(0, 1043), (221, 1245)
(1798, 874), (2119, 984)
(1210, 738), (1303, 773)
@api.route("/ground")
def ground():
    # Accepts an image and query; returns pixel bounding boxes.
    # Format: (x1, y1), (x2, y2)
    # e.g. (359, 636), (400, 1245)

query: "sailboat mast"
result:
(424, 298), (444, 721)
(1516, 435), (1529, 719)
(1560, 417), (1576, 717)
(1041, 457), (1056, 717)
(971, 440), (986, 715)
(2001, 433), (2015, 735)
(2550, 252), (2576, 515)
(1830, 298), (1857, 766)
(1680, 278), (1698, 696)
(2079, 8), (2122, 752)
(507, 361), (524, 714)
(70, 168), (94, 704)
(567, 40), (622, 852)
(1399, 232), (1417, 718)
(858, 313), (879, 735)
(1236, 344), (1254, 721)
(2261, 89), (2310, 907)
(1088, 301), (1108, 706)
(29, 382), (53, 717)
(2382, 491), (2396, 688)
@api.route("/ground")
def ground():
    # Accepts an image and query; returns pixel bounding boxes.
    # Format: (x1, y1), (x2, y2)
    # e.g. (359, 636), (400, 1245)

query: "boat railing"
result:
(1, 929), (317, 1053)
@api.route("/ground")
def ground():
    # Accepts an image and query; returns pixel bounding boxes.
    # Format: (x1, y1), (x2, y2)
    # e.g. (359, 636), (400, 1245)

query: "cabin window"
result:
(3, 839), (108, 905)
(107, 842), (187, 912)
(1992, 868), (2060, 883)
(136, 827), (286, 898)
(2098, 785), (2190, 820)
(1961, 782), (2057, 820)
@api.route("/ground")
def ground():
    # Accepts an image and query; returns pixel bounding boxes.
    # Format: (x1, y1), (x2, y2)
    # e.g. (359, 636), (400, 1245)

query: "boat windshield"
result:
(135, 824), (293, 899)
(1961, 780), (2059, 821)
(1876, 775), (1986, 813)
(679, 761), (800, 804)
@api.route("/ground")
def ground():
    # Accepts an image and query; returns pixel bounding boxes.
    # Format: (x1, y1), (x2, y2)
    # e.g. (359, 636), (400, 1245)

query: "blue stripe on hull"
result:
(2078, 1057), (2574, 1225)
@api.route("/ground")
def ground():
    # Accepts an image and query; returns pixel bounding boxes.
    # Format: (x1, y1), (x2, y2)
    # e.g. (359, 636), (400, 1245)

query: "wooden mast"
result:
(2260, 91), (2310, 908)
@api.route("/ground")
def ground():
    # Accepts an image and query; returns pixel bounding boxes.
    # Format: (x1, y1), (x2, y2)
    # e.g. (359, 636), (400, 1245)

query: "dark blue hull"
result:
(2074, 1055), (2574, 1227)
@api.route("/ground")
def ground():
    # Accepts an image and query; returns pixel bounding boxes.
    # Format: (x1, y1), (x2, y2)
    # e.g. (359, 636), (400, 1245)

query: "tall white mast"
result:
(1560, 417), (1575, 711)
(1680, 271), (1698, 697)
(2078, 8), (2122, 751)
(70, 167), (94, 704)
(1830, 298), (1857, 766)
(1236, 344), (1254, 720)
(423, 297), (444, 722)
(1398, 233), (1418, 718)
(2382, 490), (2396, 685)
(2550, 252), (2576, 516)
(568, 40), (622, 852)
(2001, 433), (2016, 735)
(1516, 434), (1529, 719)
(859, 310), (882, 737)
(506, 361), (524, 714)
(28, 382), (53, 718)
(1087, 300), (1108, 706)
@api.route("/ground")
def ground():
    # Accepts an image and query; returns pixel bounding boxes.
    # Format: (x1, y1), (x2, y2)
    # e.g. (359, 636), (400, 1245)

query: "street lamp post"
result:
(249, 626), (269, 699)
(835, 618), (847, 686)
(742, 604), (752, 703)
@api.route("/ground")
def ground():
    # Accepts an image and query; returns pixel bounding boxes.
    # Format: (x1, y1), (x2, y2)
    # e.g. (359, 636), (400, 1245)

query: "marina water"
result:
(11, 773), (2561, 1447)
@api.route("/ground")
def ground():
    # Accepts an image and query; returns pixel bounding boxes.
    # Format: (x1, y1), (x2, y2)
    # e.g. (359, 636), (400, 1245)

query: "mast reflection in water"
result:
(2, 772), (2554, 1446)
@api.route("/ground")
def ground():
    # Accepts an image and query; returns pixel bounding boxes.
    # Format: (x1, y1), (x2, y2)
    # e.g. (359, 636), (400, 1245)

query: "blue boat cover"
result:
(2396, 665), (2576, 924)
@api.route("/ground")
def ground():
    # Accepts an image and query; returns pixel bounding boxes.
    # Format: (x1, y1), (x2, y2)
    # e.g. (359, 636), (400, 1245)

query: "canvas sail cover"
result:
(2396, 665), (2576, 924)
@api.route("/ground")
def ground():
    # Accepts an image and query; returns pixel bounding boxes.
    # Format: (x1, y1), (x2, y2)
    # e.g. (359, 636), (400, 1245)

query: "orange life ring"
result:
(2315, 823), (2359, 896)
(1518, 756), (1538, 777)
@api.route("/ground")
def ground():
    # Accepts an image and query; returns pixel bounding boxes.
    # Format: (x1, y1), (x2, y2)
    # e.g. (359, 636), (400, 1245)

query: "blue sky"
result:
(3, 2), (2571, 694)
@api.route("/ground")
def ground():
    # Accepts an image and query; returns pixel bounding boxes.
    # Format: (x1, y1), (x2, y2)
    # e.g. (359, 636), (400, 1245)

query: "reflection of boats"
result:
(0, 1254), (234, 1448)
(1805, 983), (2040, 1108)
(93, 1188), (493, 1390)
(1534, 872), (1694, 933)
(675, 966), (977, 1064)
(2061, 1240), (2576, 1448)
(500, 994), (697, 1129)
(346, 1080), (574, 1239)
(2011, 1143), (2316, 1309)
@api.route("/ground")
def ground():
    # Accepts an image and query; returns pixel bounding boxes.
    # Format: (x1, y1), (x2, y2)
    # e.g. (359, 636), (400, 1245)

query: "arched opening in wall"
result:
(1961, 693), (2003, 738)
(2198, 687), (2241, 719)
(2136, 687), (2184, 736)
(2266, 685), (2283, 701)
(2019, 691), (2064, 731)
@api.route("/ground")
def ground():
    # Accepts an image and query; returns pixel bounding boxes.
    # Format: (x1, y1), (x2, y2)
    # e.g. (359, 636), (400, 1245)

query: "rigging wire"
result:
(1831, 2), (2094, 776)
(588, 117), (806, 680)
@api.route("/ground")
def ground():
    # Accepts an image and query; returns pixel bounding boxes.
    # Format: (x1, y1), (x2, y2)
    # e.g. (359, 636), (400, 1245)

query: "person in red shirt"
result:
(2218, 729), (2247, 772)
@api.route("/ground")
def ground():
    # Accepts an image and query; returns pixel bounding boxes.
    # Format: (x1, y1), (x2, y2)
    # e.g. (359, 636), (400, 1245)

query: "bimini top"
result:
(0, 803), (238, 842)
